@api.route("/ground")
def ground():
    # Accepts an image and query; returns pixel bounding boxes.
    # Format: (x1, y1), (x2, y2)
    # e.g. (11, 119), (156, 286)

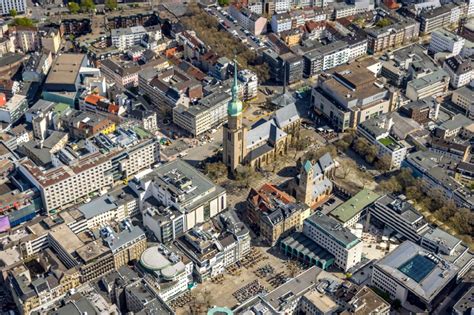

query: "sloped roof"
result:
(273, 103), (300, 129)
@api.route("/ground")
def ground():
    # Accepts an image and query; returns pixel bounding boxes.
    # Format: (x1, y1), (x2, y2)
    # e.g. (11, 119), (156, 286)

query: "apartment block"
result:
(303, 41), (350, 77)
(173, 91), (230, 137)
(228, 5), (267, 35)
(443, 56), (473, 89)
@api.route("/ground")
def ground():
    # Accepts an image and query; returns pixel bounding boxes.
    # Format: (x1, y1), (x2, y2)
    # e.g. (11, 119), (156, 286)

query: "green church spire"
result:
(228, 59), (243, 117)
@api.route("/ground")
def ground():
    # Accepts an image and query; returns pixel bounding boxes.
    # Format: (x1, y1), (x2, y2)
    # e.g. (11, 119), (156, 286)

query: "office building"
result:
(312, 62), (394, 132)
(405, 69), (450, 101)
(429, 29), (465, 56)
(0, 0), (26, 15)
(368, 194), (429, 243)
(0, 94), (28, 124)
(357, 115), (409, 168)
(329, 189), (380, 227)
(371, 241), (458, 311)
(303, 211), (363, 271)
(19, 133), (158, 212)
(418, 5), (459, 35)
(135, 159), (227, 243)
(138, 245), (193, 301)
(175, 210), (250, 282)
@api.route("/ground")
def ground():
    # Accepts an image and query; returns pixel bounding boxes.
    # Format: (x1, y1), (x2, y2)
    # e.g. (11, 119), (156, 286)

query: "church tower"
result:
(223, 60), (247, 172)
(299, 160), (314, 206)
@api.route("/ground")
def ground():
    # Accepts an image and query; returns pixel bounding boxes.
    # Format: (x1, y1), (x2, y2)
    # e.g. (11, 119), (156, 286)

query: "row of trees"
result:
(377, 169), (473, 240)
(334, 133), (392, 172)
(68, 0), (118, 14)
(182, 3), (270, 82)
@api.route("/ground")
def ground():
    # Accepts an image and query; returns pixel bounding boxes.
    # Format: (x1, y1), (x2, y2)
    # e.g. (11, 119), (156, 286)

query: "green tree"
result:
(434, 200), (457, 222)
(353, 137), (369, 155)
(365, 145), (378, 164)
(9, 9), (17, 17)
(235, 166), (261, 188)
(377, 177), (402, 194)
(396, 168), (416, 187)
(218, 0), (230, 6)
(304, 145), (337, 162)
(68, 2), (80, 13)
(405, 184), (423, 202)
(11, 17), (34, 27)
(376, 18), (392, 28)
(80, 0), (95, 12)
(294, 136), (311, 151)
(334, 139), (350, 152)
(375, 154), (392, 172)
(105, 0), (118, 10)
(204, 162), (228, 181)
(450, 208), (473, 235)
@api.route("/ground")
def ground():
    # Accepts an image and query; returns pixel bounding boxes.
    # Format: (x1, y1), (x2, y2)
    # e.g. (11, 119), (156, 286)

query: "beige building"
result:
(312, 62), (396, 132)
(40, 28), (61, 54)
(12, 26), (40, 53)
(9, 264), (80, 315)
(290, 153), (336, 208)
(247, 183), (311, 245)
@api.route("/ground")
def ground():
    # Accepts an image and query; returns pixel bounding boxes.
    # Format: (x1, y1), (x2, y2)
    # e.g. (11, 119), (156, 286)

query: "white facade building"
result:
(131, 159), (227, 243)
(111, 26), (148, 51)
(443, 56), (473, 89)
(275, 0), (291, 13)
(271, 13), (292, 33)
(0, 0), (26, 15)
(303, 212), (363, 271)
(429, 29), (465, 56)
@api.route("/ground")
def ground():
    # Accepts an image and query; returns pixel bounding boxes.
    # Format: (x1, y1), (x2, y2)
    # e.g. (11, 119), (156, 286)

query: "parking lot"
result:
(206, 7), (264, 51)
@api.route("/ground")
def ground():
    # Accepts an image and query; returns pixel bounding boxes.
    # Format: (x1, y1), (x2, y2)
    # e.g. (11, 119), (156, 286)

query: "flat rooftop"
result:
(306, 211), (360, 249)
(142, 159), (225, 211)
(375, 241), (459, 302)
(46, 54), (85, 86)
(49, 224), (84, 254)
(330, 189), (380, 224)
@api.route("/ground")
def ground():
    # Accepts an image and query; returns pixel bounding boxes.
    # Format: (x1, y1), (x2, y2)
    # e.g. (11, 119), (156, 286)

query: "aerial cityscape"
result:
(0, 0), (472, 314)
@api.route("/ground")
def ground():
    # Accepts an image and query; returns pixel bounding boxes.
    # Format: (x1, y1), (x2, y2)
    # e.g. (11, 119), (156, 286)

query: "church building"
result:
(223, 61), (302, 171)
